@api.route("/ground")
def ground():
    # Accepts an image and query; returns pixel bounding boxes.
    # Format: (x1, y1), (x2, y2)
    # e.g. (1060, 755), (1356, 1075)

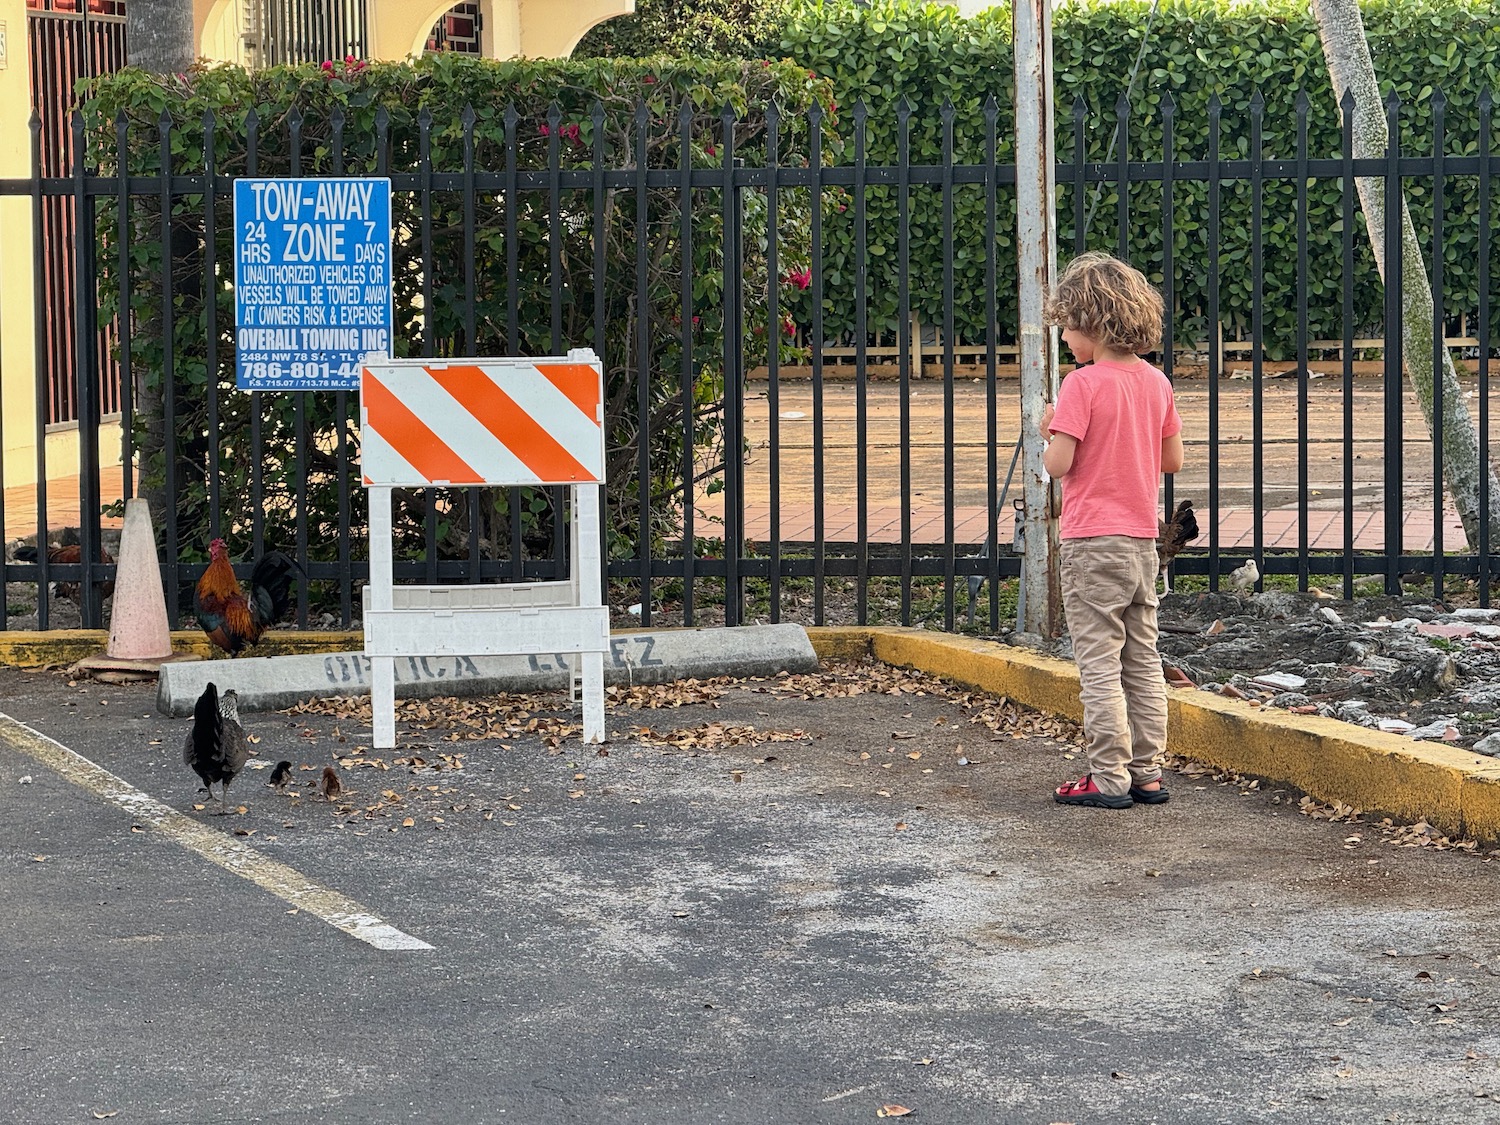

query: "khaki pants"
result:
(1060, 535), (1167, 797)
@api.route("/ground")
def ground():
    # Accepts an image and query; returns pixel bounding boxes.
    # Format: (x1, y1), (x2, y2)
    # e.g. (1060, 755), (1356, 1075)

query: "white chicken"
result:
(1226, 558), (1260, 595)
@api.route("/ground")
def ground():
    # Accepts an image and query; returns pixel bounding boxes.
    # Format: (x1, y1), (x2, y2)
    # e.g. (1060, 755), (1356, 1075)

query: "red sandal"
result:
(1054, 775), (1133, 809)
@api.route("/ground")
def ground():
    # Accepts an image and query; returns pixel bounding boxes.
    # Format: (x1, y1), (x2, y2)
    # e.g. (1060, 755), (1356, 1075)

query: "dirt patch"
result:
(1023, 588), (1500, 753)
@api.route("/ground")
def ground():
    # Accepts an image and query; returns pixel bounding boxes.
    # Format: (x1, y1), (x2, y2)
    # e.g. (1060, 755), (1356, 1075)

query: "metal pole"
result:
(1012, 0), (1062, 637)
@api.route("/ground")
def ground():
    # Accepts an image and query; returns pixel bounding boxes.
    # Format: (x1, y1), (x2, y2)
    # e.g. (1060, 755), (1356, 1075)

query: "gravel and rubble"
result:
(1032, 589), (1500, 755)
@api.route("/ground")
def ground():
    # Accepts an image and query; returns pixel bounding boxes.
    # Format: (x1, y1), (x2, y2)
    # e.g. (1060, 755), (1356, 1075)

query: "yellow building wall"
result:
(0, 0), (33, 493)
(366, 0), (633, 62)
(198, 0), (252, 68)
(194, 0), (636, 66)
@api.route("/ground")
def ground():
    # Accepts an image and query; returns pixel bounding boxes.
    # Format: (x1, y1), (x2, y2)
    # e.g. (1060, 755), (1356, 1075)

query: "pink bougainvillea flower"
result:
(539, 123), (551, 136)
(705, 144), (717, 157)
(643, 75), (657, 85)
(321, 60), (335, 72)
(785, 268), (812, 290)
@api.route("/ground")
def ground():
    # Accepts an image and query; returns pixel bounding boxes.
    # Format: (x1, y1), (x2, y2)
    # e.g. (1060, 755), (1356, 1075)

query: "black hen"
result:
(1156, 499), (1200, 593)
(183, 682), (249, 813)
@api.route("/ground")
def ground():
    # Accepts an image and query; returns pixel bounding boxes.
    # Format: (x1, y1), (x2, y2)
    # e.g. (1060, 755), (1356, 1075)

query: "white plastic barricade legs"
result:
(367, 486), (397, 749)
(360, 350), (609, 750)
(572, 483), (605, 743)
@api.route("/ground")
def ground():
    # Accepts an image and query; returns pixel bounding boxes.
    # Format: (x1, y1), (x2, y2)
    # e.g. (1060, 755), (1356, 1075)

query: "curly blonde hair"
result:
(1046, 251), (1163, 355)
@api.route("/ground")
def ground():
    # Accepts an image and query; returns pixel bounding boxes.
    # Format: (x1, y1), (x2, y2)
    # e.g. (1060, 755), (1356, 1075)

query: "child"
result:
(1038, 252), (1184, 809)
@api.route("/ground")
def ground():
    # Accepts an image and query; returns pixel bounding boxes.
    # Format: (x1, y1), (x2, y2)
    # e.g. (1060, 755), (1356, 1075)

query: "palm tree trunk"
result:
(1312, 0), (1500, 549)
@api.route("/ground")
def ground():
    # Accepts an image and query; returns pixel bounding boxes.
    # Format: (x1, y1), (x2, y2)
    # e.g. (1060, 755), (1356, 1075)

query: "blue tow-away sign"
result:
(234, 177), (393, 390)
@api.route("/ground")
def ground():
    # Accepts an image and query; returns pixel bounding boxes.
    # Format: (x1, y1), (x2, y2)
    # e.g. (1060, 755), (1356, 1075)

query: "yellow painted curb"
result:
(0, 630), (362, 668)
(808, 626), (1500, 843)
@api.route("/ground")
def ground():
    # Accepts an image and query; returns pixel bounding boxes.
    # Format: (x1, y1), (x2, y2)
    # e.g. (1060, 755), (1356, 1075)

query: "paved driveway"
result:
(1, 661), (1497, 1124)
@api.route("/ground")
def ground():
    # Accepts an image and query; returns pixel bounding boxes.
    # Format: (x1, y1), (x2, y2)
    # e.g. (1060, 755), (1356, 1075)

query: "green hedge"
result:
(86, 54), (831, 573)
(781, 0), (1500, 354)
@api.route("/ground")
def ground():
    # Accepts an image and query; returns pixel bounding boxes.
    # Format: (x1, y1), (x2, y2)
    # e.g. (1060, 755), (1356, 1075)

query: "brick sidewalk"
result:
(717, 500), (1462, 553)
(4, 376), (1475, 556)
(3, 467), (126, 543)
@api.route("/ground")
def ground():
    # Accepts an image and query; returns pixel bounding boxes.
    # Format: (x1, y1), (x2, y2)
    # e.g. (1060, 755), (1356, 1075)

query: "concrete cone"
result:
(103, 498), (175, 661)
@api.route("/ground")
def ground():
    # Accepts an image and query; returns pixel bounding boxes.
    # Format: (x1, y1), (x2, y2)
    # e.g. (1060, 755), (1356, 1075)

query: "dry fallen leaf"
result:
(877, 1107), (912, 1119)
(895, 822), (909, 831)
(402, 817), (415, 828)
(906, 751), (922, 761)
(92, 1112), (118, 1120)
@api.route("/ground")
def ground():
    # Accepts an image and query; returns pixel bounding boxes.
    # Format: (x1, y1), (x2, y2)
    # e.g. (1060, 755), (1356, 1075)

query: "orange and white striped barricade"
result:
(360, 348), (607, 748)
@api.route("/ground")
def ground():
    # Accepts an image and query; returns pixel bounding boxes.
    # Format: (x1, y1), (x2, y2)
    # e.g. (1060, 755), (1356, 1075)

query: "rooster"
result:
(194, 539), (303, 656)
(14, 543), (115, 602)
(183, 683), (249, 813)
(1156, 499), (1200, 594)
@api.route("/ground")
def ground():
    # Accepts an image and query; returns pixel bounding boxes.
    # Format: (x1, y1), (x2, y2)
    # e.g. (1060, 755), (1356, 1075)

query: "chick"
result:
(320, 766), (342, 802)
(1227, 558), (1260, 594)
(268, 760), (293, 788)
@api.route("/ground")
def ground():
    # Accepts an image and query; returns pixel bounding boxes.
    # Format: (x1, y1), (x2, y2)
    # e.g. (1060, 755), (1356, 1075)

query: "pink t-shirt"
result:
(1048, 358), (1181, 540)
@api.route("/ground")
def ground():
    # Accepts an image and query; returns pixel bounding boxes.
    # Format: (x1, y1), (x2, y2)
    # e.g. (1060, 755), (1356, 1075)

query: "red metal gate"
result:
(427, 3), (481, 54)
(27, 0), (127, 426)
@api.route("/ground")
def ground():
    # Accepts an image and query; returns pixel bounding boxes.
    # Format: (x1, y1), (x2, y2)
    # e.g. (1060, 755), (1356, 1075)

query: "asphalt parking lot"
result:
(2, 659), (1499, 1125)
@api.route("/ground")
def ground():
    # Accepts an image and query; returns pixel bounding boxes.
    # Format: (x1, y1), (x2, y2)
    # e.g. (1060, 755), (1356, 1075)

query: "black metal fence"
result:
(2, 85), (1498, 634)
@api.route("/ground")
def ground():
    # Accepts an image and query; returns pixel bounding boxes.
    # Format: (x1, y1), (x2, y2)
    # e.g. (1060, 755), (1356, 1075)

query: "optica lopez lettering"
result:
(323, 653), (481, 685)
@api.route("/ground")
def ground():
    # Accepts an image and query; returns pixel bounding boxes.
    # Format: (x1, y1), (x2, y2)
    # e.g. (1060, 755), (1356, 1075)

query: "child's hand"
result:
(1040, 401), (1055, 440)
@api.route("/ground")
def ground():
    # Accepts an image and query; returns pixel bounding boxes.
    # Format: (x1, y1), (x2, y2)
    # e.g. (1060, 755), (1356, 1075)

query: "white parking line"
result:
(0, 711), (433, 952)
